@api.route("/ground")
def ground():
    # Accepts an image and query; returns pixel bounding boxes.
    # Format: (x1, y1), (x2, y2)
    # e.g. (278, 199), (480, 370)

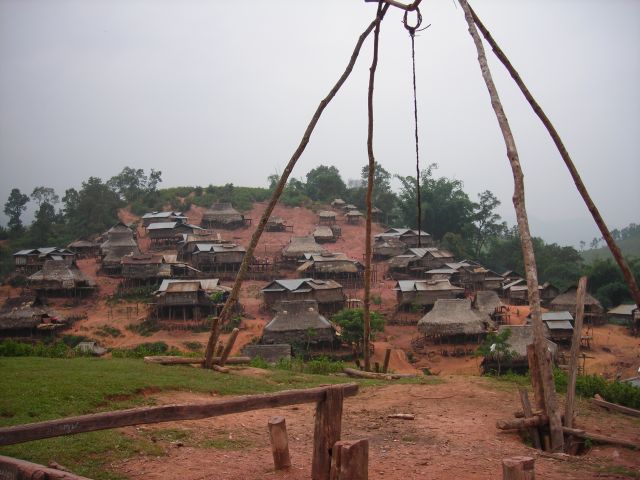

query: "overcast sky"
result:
(1, 0), (638, 246)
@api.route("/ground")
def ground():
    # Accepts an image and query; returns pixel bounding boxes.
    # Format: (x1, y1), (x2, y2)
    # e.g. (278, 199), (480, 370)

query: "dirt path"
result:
(114, 375), (640, 480)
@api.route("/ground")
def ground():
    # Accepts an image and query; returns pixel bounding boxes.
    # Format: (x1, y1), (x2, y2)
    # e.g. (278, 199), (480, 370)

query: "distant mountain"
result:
(581, 232), (640, 263)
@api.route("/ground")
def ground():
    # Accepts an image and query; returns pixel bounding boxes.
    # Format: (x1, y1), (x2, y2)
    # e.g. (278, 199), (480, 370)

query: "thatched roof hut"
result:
(142, 211), (187, 227)
(261, 278), (345, 315)
(262, 300), (335, 345)
(28, 260), (96, 295)
(281, 236), (325, 262)
(331, 199), (346, 208)
(550, 286), (605, 324)
(202, 203), (247, 229)
(373, 237), (406, 259)
(100, 222), (139, 273)
(318, 210), (336, 225)
(482, 325), (557, 374)
(395, 279), (464, 310)
(474, 290), (503, 316)
(418, 298), (492, 340)
(313, 226), (335, 243)
(0, 299), (65, 337)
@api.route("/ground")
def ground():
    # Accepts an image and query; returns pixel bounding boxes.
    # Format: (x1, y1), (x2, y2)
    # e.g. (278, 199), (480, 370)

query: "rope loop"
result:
(403, 7), (423, 36)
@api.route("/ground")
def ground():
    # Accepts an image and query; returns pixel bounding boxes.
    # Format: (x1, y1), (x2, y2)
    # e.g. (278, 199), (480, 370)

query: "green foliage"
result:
(95, 325), (122, 338)
(209, 291), (224, 303)
(110, 342), (180, 358)
(4, 188), (29, 233)
(0, 340), (74, 358)
(583, 256), (640, 308)
(305, 165), (346, 203)
(248, 356), (270, 369)
(221, 315), (242, 333)
(581, 222), (640, 263)
(371, 294), (382, 306)
(273, 355), (344, 375)
(476, 328), (516, 375)
(332, 308), (384, 352)
(62, 335), (91, 348)
(126, 318), (161, 337)
(183, 341), (204, 352)
(553, 369), (640, 409)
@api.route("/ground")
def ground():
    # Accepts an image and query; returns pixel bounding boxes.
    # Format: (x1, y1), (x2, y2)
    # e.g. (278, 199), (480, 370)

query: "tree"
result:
(305, 165), (346, 203)
(359, 161), (397, 221)
(476, 328), (516, 375)
(107, 167), (147, 202)
(66, 177), (123, 236)
(469, 190), (507, 258)
(333, 308), (384, 359)
(31, 202), (57, 245)
(30, 186), (59, 207)
(62, 188), (80, 219)
(3, 188), (29, 233)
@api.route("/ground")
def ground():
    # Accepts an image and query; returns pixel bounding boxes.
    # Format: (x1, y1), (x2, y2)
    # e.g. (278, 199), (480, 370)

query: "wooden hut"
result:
(28, 260), (96, 297)
(331, 199), (346, 208)
(540, 281), (560, 306)
(178, 233), (226, 262)
(141, 211), (187, 228)
(13, 247), (76, 274)
(147, 222), (203, 248)
(345, 210), (363, 224)
(375, 228), (433, 248)
(373, 237), (406, 260)
(121, 253), (166, 285)
(481, 325), (557, 374)
(318, 210), (336, 225)
(0, 297), (65, 338)
(550, 286), (605, 325)
(151, 279), (231, 323)
(265, 217), (291, 232)
(100, 223), (139, 274)
(417, 298), (492, 343)
(395, 279), (464, 312)
(370, 206), (383, 222)
(474, 290), (503, 319)
(261, 278), (345, 315)
(607, 303), (638, 326)
(407, 248), (455, 270)
(201, 203), (249, 229)
(297, 252), (365, 288)
(501, 270), (523, 285)
(281, 236), (325, 266)
(540, 311), (574, 343)
(313, 225), (335, 243)
(190, 243), (246, 273)
(67, 240), (101, 258)
(262, 300), (336, 346)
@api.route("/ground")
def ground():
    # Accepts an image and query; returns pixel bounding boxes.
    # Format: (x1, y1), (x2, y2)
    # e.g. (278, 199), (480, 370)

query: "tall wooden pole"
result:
(565, 276), (587, 432)
(364, 2), (387, 372)
(458, 0), (564, 451)
(467, 3), (640, 309)
(203, 6), (390, 368)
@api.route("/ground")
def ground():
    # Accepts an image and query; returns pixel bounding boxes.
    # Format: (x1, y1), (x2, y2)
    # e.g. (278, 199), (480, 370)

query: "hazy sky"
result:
(1, 0), (638, 246)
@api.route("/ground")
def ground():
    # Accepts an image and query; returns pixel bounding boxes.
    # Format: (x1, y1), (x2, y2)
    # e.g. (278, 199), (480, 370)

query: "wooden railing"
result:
(0, 383), (358, 480)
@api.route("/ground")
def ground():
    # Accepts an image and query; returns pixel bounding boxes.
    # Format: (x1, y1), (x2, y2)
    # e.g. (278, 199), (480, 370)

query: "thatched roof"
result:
(475, 291), (503, 315)
(202, 203), (243, 224)
(264, 300), (333, 334)
(0, 298), (64, 331)
(262, 278), (343, 294)
(313, 226), (334, 239)
(395, 279), (463, 294)
(418, 299), (491, 337)
(28, 260), (95, 288)
(550, 286), (604, 311)
(608, 304), (638, 316)
(282, 236), (325, 258)
(298, 252), (362, 274)
(318, 210), (336, 218)
(497, 325), (557, 360)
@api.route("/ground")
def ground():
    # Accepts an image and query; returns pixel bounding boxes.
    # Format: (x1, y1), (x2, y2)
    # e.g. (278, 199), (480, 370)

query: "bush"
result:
(127, 318), (161, 337)
(0, 340), (74, 358)
(221, 315), (242, 334)
(554, 369), (640, 409)
(248, 356), (270, 369)
(61, 335), (90, 348)
(111, 342), (181, 359)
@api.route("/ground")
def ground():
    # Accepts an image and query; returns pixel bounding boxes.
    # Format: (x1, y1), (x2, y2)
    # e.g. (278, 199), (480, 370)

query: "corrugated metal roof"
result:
(544, 320), (573, 330)
(166, 281), (200, 293)
(542, 311), (573, 321)
(147, 222), (179, 230)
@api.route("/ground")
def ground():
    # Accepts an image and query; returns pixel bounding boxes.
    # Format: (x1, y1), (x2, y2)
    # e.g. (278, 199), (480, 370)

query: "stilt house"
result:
(261, 278), (345, 315)
(395, 279), (464, 311)
(14, 247), (76, 274)
(28, 260), (96, 297)
(262, 300), (336, 346)
(417, 298), (493, 343)
(201, 203), (249, 229)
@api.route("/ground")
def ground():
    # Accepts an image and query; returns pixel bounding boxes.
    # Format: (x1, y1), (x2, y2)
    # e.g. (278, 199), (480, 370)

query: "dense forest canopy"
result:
(1, 165), (638, 308)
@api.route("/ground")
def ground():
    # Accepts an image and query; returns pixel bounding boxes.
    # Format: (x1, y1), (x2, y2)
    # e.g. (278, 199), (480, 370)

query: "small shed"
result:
(318, 210), (336, 225)
(262, 300), (336, 346)
(28, 260), (96, 297)
(541, 311), (574, 343)
(178, 233), (226, 261)
(550, 286), (605, 325)
(331, 199), (346, 208)
(607, 303), (638, 325)
(395, 279), (464, 311)
(201, 203), (249, 229)
(375, 228), (433, 248)
(142, 211), (187, 227)
(147, 222), (203, 248)
(121, 253), (165, 281)
(266, 217), (291, 232)
(345, 210), (363, 224)
(474, 290), (503, 318)
(313, 225), (335, 243)
(373, 237), (406, 259)
(190, 243), (246, 273)
(417, 298), (492, 342)
(281, 236), (325, 265)
(151, 279), (232, 322)
(297, 252), (365, 288)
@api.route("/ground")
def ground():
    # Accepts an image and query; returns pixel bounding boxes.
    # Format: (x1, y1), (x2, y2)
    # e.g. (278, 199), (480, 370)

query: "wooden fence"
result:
(0, 383), (358, 480)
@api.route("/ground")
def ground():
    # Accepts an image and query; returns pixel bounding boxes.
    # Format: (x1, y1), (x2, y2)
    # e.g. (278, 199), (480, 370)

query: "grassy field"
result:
(0, 357), (428, 479)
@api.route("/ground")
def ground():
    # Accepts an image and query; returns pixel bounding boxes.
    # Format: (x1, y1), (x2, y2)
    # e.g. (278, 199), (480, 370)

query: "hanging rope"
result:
(404, 9), (428, 247)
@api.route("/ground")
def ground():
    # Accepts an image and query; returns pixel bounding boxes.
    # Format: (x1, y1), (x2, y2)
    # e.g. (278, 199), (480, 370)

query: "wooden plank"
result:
(382, 348), (391, 374)
(0, 384), (358, 446)
(518, 389), (541, 449)
(312, 385), (344, 480)
(592, 394), (640, 417)
(330, 439), (369, 480)
(0, 455), (91, 480)
(562, 427), (640, 450)
(343, 368), (418, 380)
(565, 276), (587, 430)
(268, 416), (291, 470)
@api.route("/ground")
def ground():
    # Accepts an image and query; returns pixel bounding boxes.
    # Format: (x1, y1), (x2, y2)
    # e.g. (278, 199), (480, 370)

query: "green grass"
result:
(0, 357), (435, 478)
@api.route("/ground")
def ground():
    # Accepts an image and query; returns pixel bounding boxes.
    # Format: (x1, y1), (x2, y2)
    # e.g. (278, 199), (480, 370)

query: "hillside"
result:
(581, 234), (640, 263)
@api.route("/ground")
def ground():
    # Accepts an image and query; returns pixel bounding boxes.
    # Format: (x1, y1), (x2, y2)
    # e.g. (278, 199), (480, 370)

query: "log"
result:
(0, 455), (91, 479)
(592, 394), (640, 417)
(502, 456), (535, 480)
(497, 415), (548, 430)
(312, 385), (344, 480)
(268, 416), (291, 470)
(0, 383), (358, 446)
(387, 414), (414, 420)
(215, 342), (224, 358)
(526, 345), (545, 413)
(562, 427), (640, 450)
(219, 328), (240, 367)
(382, 348), (391, 374)
(330, 439), (369, 480)
(519, 389), (541, 449)
(212, 365), (229, 374)
(343, 368), (418, 380)
(143, 356), (251, 365)
(565, 277), (587, 431)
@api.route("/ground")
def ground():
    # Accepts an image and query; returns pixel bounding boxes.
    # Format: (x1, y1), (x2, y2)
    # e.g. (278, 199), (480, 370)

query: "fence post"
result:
(502, 456), (535, 480)
(268, 416), (291, 470)
(312, 385), (344, 480)
(330, 439), (369, 480)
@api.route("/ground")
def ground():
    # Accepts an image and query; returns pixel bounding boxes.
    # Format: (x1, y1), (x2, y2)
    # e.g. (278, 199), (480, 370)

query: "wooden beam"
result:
(330, 439), (369, 480)
(591, 395), (640, 418)
(0, 384), (358, 446)
(268, 416), (291, 470)
(519, 389), (541, 449)
(312, 385), (344, 480)
(565, 276), (587, 434)
(562, 427), (640, 450)
(497, 415), (548, 431)
(382, 348), (391, 373)
(0, 455), (91, 480)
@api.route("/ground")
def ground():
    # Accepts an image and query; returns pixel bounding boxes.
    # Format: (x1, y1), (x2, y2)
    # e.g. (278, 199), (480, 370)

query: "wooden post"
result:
(268, 416), (291, 470)
(526, 345), (545, 413)
(382, 348), (391, 373)
(330, 439), (369, 480)
(502, 456), (535, 480)
(312, 385), (344, 480)
(565, 276), (587, 430)
(219, 328), (239, 367)
(518, 389), (541, 449)
(215, 342), (224, 358)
